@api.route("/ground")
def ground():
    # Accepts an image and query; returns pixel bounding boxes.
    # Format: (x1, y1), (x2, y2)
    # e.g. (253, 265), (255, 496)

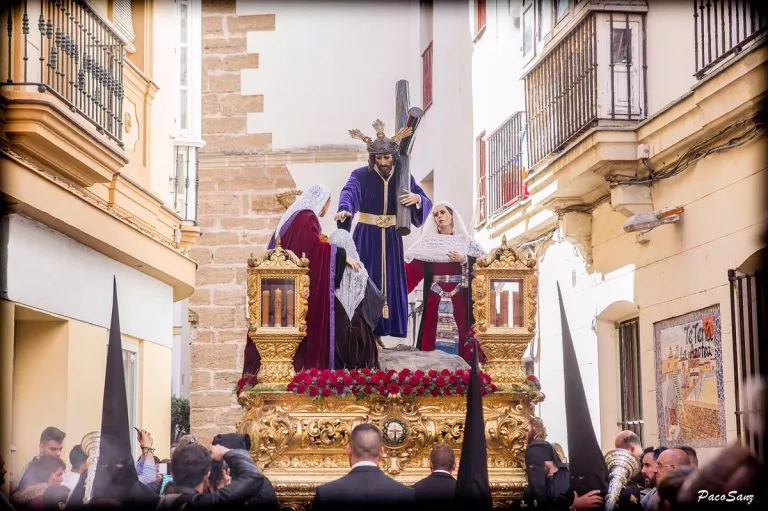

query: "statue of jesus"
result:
(334, 119), (432, 339)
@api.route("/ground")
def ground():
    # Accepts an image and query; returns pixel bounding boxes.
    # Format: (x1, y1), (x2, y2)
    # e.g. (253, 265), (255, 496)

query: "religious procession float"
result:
(234, 232), (545, 509)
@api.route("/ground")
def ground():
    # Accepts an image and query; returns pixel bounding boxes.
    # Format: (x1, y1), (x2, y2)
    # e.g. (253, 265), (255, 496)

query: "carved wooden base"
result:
(236, 390), (544, 506)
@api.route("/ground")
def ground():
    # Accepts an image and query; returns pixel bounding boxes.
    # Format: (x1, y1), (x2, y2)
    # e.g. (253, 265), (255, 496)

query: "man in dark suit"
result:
(412, 444), (457, 503)
(313, 424), (415, 510)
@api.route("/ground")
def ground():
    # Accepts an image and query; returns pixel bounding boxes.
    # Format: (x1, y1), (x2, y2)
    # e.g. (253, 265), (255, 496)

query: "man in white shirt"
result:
(61, 445), (87, 492)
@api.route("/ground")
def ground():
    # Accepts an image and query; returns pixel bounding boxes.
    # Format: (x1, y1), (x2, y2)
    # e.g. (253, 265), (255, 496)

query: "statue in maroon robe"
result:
(335, 119), (432, 339)
(243, 185), (364, 374)
(404, 201), (486, 362)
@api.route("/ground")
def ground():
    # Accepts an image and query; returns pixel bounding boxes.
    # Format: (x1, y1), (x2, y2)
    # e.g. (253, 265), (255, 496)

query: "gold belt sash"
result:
(357, 213), (396, 228)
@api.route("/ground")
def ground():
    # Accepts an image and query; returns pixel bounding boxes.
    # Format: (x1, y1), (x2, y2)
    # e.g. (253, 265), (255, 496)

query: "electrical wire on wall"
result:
(607, 115), (766, 187)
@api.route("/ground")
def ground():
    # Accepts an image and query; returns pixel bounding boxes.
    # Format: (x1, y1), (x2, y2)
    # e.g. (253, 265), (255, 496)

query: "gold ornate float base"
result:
(236, 390), (544, 509)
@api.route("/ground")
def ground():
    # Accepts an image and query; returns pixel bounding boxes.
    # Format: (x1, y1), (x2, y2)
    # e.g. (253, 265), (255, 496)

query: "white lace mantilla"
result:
(329, 229), (369, 321)
(405, 200), (486, 263)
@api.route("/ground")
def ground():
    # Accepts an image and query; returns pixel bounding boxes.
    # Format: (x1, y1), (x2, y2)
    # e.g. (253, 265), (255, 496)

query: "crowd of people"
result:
(1, 423), (471, 511)
(523, 429), (765, 511)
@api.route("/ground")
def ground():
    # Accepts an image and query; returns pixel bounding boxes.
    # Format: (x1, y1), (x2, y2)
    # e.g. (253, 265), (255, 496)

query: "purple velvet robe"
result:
(337, 166), (432, 337)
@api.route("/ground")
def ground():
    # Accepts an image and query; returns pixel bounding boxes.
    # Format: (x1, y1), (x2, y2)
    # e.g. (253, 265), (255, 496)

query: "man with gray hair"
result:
(412, 444), (457, 503)
(313, 424), (414, 509)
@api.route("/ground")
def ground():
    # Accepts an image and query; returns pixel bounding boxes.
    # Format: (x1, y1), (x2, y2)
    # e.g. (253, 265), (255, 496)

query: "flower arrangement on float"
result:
(235, 368), (499, 400)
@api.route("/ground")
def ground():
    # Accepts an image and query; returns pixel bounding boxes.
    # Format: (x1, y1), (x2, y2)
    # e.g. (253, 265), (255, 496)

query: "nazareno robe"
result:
(337, 165), (432, 338)
(243, 210), (346, 373)
(405, 257), (477, 362)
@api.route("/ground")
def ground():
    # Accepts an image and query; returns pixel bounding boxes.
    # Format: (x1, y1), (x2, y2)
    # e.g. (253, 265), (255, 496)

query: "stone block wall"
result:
(188, 0), (292, 445)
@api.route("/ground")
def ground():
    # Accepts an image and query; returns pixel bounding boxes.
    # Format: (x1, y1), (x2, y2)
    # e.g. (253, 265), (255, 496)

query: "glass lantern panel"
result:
(261, 278), (296, 328)
(489, 279), (525, 328)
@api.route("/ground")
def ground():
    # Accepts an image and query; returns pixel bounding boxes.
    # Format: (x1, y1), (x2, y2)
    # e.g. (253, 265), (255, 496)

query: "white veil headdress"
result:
(329, 229), (369, 321)
(404, 200), (486, 263)
(274, 184), (331, 237)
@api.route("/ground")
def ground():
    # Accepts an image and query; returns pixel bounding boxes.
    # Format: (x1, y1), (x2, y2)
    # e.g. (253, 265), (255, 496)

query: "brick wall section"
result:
(189, 0), (292, 445)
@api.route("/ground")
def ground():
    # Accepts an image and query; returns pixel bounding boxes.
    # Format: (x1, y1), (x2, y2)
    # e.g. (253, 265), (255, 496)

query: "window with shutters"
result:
(618, 318), (643, 443)
(422, 42), (433, 110)
(112, 0), (136, 43)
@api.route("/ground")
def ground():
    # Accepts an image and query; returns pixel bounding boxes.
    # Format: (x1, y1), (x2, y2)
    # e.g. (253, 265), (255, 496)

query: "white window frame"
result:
(121, 340), (140, 456)
(174, 0), (203, 144)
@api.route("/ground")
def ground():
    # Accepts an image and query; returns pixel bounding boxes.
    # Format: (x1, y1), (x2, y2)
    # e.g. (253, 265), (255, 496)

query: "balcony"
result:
(0, 0), (127, 186)
(524, 11), (646, 168)
(486, 112), (528, 220)
(693, 0), (767, 79)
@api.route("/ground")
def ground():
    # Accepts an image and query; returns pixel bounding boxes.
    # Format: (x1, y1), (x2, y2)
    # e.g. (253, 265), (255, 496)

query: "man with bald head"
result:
(643, 449), (692, 511)
(313, 424), (415, 509)
(412, 444), (457, 503)
(615, 430), (644, 457)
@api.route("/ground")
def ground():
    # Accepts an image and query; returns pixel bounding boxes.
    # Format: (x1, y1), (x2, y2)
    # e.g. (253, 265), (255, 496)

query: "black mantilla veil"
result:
(558, 283), (609, 496)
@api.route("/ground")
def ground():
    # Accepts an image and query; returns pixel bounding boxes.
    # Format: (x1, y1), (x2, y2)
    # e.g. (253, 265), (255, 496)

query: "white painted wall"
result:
(3, 214), (174, 347)
(149, 1), (181, 209)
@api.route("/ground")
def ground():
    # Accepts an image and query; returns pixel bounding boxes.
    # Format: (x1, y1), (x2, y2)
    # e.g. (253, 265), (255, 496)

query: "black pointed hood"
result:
(558, 283), (609, 495)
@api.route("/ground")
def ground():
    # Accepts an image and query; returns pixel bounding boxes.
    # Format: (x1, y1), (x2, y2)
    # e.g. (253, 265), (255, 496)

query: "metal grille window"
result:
(618, 318), (644, 443)
(422, 42), (433, 109)
(729, 269), (766, 462)
(693, 0), (767, 79)
(487, 112), (527, 219)
(476, 133), (487, 225)
(173, 145), (199, 223)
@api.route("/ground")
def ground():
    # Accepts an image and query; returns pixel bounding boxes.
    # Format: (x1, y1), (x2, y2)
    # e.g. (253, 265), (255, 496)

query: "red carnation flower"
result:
(335, 369), (346, 378)
(364, 385), (373, 395)
(413, 369), (424, 379)
(309, 368), (319, 377)
(361, 368), (371, 376)
(401, 384), (414, 396)
(408, 374), (421, 386)
(397, 372), (409, 384)
(376, 384), (387, 394)
(440, 368), (451, 377)
(462, 372), (471, 385)
(302, 375), (313, 386)
(448, 375), (459, 385)
(335, 384), (344, 395)
(247, 375), (257, 386)
(428, 369), (438, 378)
(386, 369), (397, 378)
(309, 386), (319, 397)
(372, 373), (384, 385)
(286, 382), (295, 392)
(349, 369), (359, 378)
(481, 388), (487, 396)
(455, 384), (465, 395)
(386, 383), (401, 395)
(430, 388), (441, 397)
(355, 375), (366, 385)
(237, 377), (247, 390)
(321, 388), (332, 398)
(443, 387), (453, 397)
(421, 376), (431, 386)
(416, 387), (427, 396)
(317, 376), (328, 386)
(296, 383), (307, 394)
(400, 368), (411, 377)
(435, 376), (447, 388)
(489, 383), (497, 393)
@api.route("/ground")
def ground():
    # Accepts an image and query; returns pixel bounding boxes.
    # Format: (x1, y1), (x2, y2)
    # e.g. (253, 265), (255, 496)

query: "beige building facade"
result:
(0, 0), (199, 490)
(471, 0), (766, 463)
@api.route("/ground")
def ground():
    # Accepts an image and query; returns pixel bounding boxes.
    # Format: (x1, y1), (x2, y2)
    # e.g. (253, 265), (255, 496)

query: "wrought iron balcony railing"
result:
(487, 112), (528, 219)
(693, 0), (767, 79)
(2, 0), (125, 146)
(525, 11), (646, 167)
